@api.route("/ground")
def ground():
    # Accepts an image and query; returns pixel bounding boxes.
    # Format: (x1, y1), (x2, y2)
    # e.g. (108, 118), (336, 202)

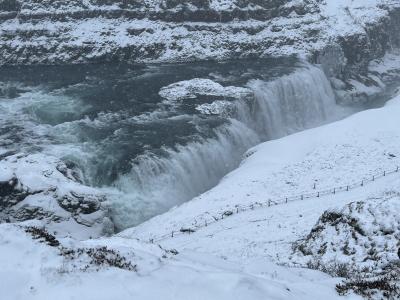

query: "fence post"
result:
(333, 188), (336, 194)
(346, 186), (349, 191)
(373, 175), (375, 181)
(301, 195), (304, 200)
(361, 180), (364, 187)
(317, 192), (320, 198)
(384, 171), (386, 176)
(236, 207), (239, 213)
(313, 183), (316, 190)
(171, 231), (174, 238)
(205, 220), (207, 227)
(285, 197), (288, 203)
(268, 200), (271, 207)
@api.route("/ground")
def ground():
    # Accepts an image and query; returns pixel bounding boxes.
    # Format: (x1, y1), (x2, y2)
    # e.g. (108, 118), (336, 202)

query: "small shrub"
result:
(336, 275), (399, 299)
(60, 246), (137, 272)
(25, 226), (60, 247)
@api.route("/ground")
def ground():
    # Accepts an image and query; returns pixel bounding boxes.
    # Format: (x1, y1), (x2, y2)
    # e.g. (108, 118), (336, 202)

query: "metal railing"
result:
(147, 166), (400, 244)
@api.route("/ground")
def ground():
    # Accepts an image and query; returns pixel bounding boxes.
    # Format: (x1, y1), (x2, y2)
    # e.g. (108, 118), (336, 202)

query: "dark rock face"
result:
(0, 177), (28, 210)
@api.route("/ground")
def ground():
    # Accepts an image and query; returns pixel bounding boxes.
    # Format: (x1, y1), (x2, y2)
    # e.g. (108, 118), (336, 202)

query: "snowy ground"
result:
(2, 83), (400, 298)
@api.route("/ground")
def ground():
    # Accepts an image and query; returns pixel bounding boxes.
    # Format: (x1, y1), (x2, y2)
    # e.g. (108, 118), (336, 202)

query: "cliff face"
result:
(0, 0), (320, 64)
(315, 2), (400, 80)
(1, 0), (399, 78)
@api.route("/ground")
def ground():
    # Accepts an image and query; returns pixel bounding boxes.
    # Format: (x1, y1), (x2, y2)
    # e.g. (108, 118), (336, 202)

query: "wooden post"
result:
(333, 188), (336, 194)
(285, 198), (288, 203)
(346, 186), (349, 191)
(171, 231), (174, 238)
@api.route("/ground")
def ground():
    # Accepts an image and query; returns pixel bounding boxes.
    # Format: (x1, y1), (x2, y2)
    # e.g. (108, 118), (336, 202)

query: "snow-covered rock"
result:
(293, 193), (400, 271)
(0, 152), (113, 239)
(195, 100), (235, 116)
(159, 78), (252, 103)
(292, 194), (400, 298)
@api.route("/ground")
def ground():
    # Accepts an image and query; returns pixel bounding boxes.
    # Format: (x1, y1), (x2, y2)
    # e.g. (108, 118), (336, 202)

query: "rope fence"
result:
(148, 166), (400, 244)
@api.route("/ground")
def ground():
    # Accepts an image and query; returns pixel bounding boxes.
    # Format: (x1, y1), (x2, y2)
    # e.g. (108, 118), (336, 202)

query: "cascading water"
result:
(0, 61), (341, 230)
(237, 65), (338, 139)
(110, 120), (260, 228)
(107, 65), (339, 229)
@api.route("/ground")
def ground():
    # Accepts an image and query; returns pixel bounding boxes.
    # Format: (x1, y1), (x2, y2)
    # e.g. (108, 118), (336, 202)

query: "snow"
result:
(196, 100), (235, 116)
(1, 1), (400, 298)
(2, 80), (400, 299)
(369, 50), (400, 79)
(0, 223), (360, 300)
(0, 153), (112, 239)
(159, 78), (252, 103)
(292, 194), (400, 271)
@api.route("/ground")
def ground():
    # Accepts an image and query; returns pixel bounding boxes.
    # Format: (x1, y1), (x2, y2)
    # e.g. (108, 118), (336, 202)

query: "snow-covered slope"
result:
(0, 223), (357, 300)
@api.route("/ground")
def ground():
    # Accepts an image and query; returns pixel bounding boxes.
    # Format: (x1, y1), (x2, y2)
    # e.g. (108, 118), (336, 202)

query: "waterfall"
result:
(109, 119), (260, 229)
(109, 65), (339, 229)
(239, 65), (337, 139)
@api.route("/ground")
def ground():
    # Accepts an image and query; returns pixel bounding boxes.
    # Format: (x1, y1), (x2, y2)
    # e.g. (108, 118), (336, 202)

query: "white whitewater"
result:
(110, 65), (339, 229)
